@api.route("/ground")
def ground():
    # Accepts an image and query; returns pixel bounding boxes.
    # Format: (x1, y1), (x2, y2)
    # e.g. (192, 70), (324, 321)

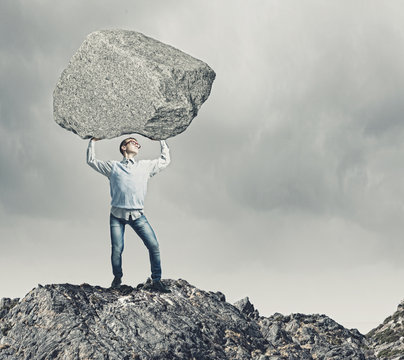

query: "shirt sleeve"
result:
(86, 140), (114, 178)
(149, 140), (171, 177)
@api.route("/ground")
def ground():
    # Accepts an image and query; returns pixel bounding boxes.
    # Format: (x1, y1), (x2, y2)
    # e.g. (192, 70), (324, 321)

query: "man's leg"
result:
(129, 215), (161, 281)
(110, 214), (125, 282)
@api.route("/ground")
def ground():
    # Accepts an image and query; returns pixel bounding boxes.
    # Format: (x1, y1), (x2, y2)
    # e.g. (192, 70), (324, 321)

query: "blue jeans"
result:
(109, 213), (162, 281)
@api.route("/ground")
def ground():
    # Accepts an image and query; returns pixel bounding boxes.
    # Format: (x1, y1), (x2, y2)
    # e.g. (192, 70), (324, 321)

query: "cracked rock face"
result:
(53, 30), (216, 140)
(0, 279), (379, 360)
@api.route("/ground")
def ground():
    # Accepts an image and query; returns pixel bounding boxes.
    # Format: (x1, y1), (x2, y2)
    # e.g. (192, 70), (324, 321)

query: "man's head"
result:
(120, 137), (141, 157)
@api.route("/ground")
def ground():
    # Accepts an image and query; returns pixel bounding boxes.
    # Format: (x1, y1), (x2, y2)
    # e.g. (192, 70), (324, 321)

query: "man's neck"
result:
(124, 153), (136, 160)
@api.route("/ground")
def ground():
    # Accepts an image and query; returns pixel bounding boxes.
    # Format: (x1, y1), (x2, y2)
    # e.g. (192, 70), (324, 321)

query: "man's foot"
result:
(151, 280), (171, 293)
(111, 276), (122, 289)
(136, 277), (152, 290)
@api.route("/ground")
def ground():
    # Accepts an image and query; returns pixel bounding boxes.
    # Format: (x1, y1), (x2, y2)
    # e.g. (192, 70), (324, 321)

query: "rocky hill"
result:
(367, 299), (404, 360)
(0, 278), (398, 359)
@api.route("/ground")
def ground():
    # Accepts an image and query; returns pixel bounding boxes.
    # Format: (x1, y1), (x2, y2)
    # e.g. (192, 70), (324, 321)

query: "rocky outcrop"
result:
(0, 298), (19, 319)
(367, 299), (404, 359)
(235, 297), (376, 360)
(53, 30), (215, 140)
(0, 279), (378, 359)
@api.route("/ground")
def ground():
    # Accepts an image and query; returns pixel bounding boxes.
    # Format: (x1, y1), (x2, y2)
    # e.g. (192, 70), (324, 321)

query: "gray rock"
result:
(0, 279), (379, 360)
(367, 298), (404, 359)
(234, 296), (260, 319)
(0, 280), (267, 360)
(53, 30), (216, 140)
(0, 298), (19, 320)
(255, 312), (376, 360)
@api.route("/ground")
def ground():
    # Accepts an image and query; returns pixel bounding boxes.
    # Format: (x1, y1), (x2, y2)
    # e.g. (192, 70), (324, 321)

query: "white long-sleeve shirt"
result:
(87, 140), (170, 220)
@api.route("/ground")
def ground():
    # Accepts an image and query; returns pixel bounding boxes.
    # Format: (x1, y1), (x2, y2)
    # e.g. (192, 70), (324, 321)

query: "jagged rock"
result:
(0, 299), (19, 320)
(234, 297), (260, 320)
(256, 313), (376, 360)
(367, 299), (404, 359)
(0, 279), (378, 360)
(53, 30), (216, 140)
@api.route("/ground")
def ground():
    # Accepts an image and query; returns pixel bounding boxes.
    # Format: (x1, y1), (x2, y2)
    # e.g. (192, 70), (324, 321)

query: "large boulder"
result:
(53, 30), (216, 140)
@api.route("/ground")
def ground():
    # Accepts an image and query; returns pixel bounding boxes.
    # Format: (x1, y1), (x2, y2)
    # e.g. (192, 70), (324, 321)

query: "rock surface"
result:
(236, 298), (376, 360)
(0, 279), (379, 360)
(53, 30), (216, 140)
(367, 299), (404, 359)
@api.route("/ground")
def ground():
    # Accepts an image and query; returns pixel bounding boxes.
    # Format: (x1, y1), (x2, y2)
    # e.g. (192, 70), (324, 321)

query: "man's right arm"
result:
(86, 138), (114, 178)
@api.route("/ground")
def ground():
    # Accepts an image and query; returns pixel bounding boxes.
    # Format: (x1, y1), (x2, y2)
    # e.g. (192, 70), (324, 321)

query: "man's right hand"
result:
(91, 137), (100, 142)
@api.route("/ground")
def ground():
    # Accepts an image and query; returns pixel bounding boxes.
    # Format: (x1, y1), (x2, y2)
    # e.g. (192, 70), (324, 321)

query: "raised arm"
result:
(86, 138), (114, 178)
(149, 140), (171, 177)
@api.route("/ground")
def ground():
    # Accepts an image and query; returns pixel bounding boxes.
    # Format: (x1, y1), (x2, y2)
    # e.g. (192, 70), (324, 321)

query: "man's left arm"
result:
(149, 140), (170, 177)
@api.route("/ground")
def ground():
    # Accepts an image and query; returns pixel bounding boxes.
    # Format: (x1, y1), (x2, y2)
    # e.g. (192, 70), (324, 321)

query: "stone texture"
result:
(53, 30), (216, 140)
(367, 299), (404, 359)
(0, 279), (378, 360)
(256, 312), (376, 360)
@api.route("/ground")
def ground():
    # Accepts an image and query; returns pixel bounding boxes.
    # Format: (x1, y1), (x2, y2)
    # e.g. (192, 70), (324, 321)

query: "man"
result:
(87, 136), (171, 293)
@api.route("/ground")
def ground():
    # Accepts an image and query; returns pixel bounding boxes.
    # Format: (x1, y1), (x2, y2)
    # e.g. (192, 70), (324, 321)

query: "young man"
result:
(87, 136), (171, 293)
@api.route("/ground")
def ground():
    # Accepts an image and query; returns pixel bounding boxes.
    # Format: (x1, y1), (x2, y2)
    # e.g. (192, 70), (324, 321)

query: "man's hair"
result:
(119, 137), (137, 155)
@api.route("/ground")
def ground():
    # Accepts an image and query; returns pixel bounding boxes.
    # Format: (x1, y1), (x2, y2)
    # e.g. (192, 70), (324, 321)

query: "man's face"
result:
(122, 138), (141, 155)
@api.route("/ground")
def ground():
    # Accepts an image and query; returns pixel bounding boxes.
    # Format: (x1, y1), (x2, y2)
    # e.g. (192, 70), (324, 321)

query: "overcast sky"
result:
(1, 0), (404, 334)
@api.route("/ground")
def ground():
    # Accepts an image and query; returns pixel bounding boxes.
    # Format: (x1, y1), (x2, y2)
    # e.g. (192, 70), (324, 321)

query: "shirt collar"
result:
(122, 157), (135, 165)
